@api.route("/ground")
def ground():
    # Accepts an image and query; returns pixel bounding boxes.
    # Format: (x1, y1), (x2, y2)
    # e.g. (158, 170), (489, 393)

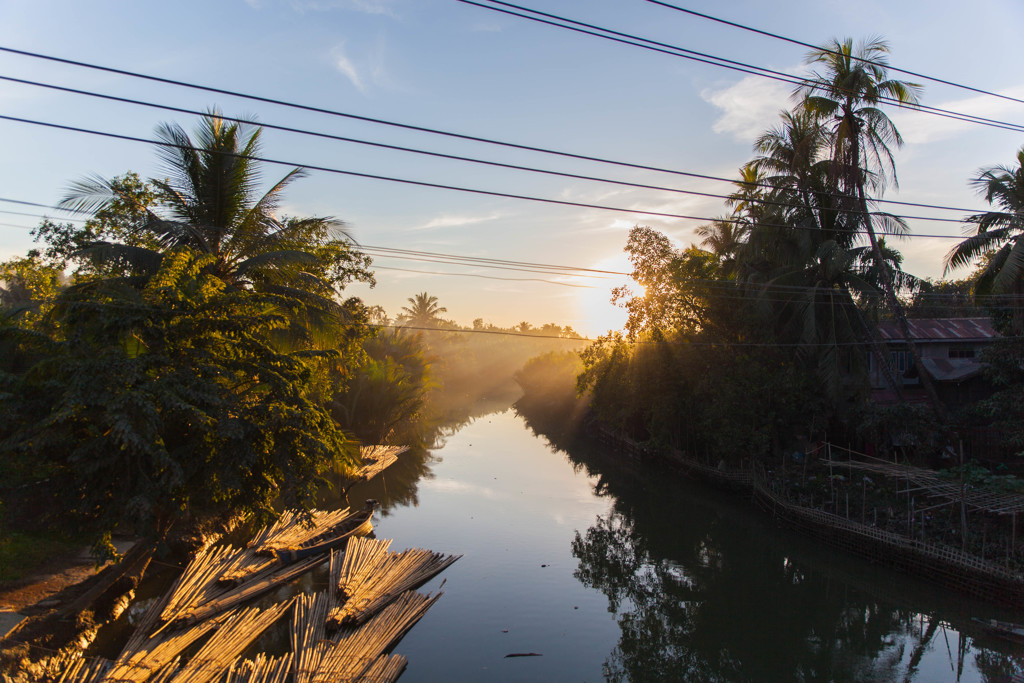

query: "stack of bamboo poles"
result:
(292, 593), (331, 683)
(247, 508), (362, 555)
(313, 591), (439, 682)
(226, 654), (293, 683)
(133, 659), (182, 683)
(348, 446), (409, 488)
(158, 507), (372, 627)
(357, 655), (408, 683)
(289, 586), (435, 683)
(50, 504), (454, 683)
(164, 601), (293, 683)
(56, 656), (111, 683)
(102, 617), (222, 682)
(220, 507), (367, 585)
(328, 537), (461, 628)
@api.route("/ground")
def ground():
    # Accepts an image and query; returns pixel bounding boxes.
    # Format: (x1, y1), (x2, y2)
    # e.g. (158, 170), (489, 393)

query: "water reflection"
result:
(324, 387), (522, 514)
(517, 399), (1024, 683)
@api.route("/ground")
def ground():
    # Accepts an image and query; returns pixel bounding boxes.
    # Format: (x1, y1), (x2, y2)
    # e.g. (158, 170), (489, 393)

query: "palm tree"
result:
(795, 38), (945, 416)
(695, 218), (747, 276)
(400, 292), (447, 328)
(60, 112), (346, 312)
(945, 147), (1024, 331)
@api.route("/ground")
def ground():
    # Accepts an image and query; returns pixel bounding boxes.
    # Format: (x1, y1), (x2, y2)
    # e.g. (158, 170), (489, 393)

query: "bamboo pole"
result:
(328, 537), (460, 628)
(313, 591), (441, 683)
(170, 601), (294, 683)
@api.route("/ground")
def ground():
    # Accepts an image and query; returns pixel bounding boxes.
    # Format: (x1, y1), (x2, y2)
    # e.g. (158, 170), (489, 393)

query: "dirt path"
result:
(0, 541), (135, 638)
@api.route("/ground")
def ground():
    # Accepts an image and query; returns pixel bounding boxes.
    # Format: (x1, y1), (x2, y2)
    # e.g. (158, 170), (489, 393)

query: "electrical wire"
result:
(371, 265), (599, 288)
(0, 117), (990, 242)
(642, 0), (1024, 107)
(0, 46), (997, 214)
(0, 72), (971, 225)
(8, 295), (1013, 347)
(461, 0), (1024, 134)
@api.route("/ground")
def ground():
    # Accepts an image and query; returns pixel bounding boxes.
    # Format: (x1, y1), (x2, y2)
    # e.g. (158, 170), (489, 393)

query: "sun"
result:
(575, 252), (640, 338)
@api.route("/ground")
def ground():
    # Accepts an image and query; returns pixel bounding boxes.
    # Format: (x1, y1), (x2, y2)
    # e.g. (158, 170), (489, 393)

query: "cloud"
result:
(420, 478), (506, 499)
(410, 212), (503, 231)
(348, 0), (397, 16)
(290, 0), (398, 17)
(331, 44), (366, 92)
(470, 21), (502, 32)
(702, 75), (795, 142)
(890, 85), (1024, 144)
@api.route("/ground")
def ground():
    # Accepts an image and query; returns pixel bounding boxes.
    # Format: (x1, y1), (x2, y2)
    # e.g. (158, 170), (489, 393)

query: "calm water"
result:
(342, 403), (1024, 683)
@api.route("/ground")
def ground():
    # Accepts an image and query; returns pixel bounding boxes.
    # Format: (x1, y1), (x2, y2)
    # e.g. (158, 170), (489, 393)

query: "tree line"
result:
(0, 112), (581, 584)
(565, 38), (1024, 469)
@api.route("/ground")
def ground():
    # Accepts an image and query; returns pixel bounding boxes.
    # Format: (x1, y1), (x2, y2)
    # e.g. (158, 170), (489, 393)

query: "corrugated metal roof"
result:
(876, 318), (1000, 342)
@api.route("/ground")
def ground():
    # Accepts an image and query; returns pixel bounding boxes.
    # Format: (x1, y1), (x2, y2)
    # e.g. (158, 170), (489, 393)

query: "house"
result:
(868, 317), (1000, 408)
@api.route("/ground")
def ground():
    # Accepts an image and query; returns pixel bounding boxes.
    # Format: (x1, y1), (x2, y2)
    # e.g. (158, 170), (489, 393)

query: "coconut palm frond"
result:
(74, 242), (165, 276)
(59, 174), (119, 215)
(991, 237), (1024, 294)
(234, 250), (322, 277)
(871, 212), (909, 237)
(944, 228), (1011, 274)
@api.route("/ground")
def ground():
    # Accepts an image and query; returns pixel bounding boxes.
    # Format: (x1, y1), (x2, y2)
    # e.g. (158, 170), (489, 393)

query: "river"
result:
(339, 400), (1023, 683)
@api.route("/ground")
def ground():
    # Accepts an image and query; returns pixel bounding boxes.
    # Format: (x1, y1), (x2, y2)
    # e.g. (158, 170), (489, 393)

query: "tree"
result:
(945, 147), (1024, 332)
(59, 113), (372, 334)
(399, 292), (447, 328)
(613, 226), (723, 338)
(1, 248), (359, 543)
(331, 329), (435, 444)
(0, 253), (64, 324)
(796, 38), (946, 417)
(33, 172), (161, 281)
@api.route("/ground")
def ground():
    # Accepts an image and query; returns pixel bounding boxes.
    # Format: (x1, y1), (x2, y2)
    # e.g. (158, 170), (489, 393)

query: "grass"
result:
(0, 530), (85, 586)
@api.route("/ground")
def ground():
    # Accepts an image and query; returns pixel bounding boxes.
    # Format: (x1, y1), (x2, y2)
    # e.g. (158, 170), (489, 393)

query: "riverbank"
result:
(588, 420), (1024, 609)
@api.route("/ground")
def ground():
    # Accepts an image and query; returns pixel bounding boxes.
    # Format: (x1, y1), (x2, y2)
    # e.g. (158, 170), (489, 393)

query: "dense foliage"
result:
(0, 113), (378, 556)
(574, 37), (1024, 464)
(2, 250), (358, 540)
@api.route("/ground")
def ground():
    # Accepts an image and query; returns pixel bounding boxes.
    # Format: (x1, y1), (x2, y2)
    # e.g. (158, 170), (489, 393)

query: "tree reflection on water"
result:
(517, 398), (1024, 683)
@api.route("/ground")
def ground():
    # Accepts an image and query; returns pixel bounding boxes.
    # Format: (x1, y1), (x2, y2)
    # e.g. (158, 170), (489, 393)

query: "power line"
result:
(4, 74), (964, 224)
(0, 208), (76, 221)
(372, 265), (598, 288)
(0, 117), (989, 243)
(362, 251), (613, 279)
(462, 0), (1024, 134)
(360, 245), (623, 275)
(0, 73), (975, 225)
(643, 0), (1024, 107)
(0, 46), (994, 214)
(11, 296), (1009, 348)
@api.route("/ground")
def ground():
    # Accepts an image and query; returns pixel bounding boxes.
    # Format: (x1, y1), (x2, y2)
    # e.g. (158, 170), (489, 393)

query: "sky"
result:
(1, 0), (1022, 336)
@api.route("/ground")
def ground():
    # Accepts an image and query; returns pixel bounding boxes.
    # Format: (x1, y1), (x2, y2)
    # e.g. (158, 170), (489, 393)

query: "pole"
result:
(960, 440), (967, 552)
(862, 479), (867, 525)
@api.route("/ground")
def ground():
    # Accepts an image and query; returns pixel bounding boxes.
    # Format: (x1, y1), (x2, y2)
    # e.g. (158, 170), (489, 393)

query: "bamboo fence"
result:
(596, 426), (1024, 606)
(750, 465), (1024, 605)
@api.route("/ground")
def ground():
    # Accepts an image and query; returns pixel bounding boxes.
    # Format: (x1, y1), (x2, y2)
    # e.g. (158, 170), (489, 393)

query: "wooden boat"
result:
(972, 617), (1024, 643)
(272, 500), (377, 564)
